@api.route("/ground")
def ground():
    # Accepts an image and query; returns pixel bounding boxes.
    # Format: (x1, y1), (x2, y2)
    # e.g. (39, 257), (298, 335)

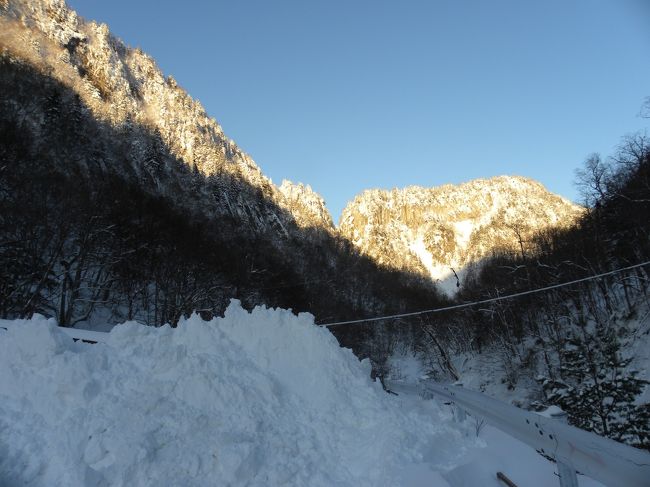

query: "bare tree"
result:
(574, 153), (610, 206)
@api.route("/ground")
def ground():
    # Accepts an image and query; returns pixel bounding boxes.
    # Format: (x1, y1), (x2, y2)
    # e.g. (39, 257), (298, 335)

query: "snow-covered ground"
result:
(0, 303), (608, 486)
(388, 379), (606, 487)
(1, 303), (473, 486)
(443, 425), (603, 487)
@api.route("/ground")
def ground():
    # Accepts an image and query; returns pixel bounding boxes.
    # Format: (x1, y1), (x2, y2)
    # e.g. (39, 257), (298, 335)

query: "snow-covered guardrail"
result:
(2, 322), (648, 486)
(0, 321), (108, 343)
(389, 380), (650, 487)
(57, 327), (107, 343)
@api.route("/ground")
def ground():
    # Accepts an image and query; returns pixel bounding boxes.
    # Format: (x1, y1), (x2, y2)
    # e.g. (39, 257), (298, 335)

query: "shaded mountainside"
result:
(0, 0), (446, 352)
(0, 0), (335, 232)
(340, 176), (583, 294)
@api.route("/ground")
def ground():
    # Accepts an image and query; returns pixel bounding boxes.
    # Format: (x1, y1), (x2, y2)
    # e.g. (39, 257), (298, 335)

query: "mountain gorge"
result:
(1, 0), (450, 340)
(0, 0), (583, 327)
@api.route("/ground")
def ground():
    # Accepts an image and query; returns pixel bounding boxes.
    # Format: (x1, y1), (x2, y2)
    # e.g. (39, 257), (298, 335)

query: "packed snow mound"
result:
(0, 302), (473, 486)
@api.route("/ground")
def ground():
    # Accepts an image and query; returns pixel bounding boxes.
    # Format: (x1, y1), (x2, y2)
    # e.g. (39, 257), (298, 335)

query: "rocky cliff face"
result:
(0, 0), (335, 235)
(278, 180), (334, 230)
(339, 176), (583, 294)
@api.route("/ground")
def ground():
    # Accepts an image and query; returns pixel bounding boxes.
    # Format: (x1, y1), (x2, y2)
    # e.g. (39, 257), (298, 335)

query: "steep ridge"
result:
(0, 0), (335, 233)
(278, 180), (334, 230)
(339, 176), (583, 294)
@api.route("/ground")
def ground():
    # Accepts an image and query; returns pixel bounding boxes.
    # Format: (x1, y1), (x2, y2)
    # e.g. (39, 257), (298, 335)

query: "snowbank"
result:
(0, 302), (473, 486)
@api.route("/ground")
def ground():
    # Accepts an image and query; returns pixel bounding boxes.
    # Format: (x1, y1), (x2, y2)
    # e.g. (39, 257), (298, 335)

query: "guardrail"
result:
(388, 380), (650, 487)
(0, 321), (107, 343)
(59, 327), (107, 343)
(3, 323), (649, 486)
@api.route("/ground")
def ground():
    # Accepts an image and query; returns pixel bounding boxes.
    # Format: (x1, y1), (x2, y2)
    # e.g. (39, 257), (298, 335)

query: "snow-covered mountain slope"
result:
(278, 180), (334, 229)
(339, 176), (583, 294)
(0, 1), (585, 326)
(0, 1), (580, 274)
(0, 304), (475, 486)
(0, 0), (335, 234)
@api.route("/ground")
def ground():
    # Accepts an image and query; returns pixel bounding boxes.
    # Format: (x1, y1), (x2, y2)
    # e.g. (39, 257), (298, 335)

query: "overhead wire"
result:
(319, 260), (650, 328)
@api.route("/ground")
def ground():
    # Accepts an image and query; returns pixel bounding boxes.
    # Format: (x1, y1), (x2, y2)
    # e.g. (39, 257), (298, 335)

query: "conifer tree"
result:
(539, 322), (649, 449)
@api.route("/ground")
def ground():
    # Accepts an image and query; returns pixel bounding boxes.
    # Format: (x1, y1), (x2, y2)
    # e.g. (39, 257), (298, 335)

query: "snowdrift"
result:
(0, 302), (473, 486)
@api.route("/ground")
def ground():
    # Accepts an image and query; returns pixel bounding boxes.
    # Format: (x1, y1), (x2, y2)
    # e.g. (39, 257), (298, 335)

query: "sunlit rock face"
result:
(339, 176), (583, 294)
(278, 180), (334, 230)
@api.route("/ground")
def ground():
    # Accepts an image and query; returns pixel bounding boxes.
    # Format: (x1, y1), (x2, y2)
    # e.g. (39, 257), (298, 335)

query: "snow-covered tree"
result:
(539, 321), (649, 449)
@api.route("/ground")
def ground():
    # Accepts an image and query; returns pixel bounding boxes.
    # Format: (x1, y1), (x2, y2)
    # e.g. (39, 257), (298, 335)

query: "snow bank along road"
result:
(0, 302), (476, 486)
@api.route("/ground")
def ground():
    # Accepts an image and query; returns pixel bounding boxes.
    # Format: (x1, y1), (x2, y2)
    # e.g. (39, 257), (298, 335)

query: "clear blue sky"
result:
(68, 0), (650, 221)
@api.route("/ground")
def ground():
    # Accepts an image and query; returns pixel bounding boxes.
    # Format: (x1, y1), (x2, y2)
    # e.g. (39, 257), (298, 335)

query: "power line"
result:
(319, 260), (650, 328)
(255, 277), (334, 291)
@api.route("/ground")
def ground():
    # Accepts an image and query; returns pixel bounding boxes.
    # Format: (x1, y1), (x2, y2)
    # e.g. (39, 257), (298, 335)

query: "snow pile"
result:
(0, 302), (473, 486)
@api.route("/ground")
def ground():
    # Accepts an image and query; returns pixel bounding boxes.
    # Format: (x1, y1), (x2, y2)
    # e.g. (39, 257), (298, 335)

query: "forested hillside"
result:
(0, 55), (446, 339)
(381, 135), (650, 449)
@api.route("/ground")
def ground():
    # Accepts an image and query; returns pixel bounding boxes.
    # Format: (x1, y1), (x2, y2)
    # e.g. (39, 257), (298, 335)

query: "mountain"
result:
(0, 0), (582, 334)
(0, 0), (444, 336)
(339, 176), (583, 294)
(278, 180), (334, 230)
(0, 0), (333, 234)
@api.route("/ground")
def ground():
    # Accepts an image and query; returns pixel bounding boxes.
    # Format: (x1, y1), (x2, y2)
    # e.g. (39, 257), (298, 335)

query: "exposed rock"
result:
(278, 180), (334, 230)
(339, 176), (583, 294)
